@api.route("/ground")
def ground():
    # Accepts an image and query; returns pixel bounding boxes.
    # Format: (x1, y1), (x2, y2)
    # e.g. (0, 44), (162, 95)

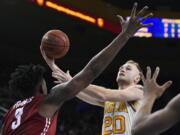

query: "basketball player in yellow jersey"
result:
(48, 59), (143, 135)
(131, 67), (180, 135)
(41, 3), (153, 135)
(99, 60), (143, 135)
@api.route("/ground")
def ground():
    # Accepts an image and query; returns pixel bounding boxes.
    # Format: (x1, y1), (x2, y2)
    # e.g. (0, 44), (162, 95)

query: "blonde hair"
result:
(126, 60), (142, 73)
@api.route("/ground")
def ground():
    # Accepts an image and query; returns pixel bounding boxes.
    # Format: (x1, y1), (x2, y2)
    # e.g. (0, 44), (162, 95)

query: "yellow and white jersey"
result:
(102, 101), (140, 135)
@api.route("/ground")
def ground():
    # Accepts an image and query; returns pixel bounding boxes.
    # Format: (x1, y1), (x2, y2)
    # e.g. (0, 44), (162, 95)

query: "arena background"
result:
(0, 0), (180, 134)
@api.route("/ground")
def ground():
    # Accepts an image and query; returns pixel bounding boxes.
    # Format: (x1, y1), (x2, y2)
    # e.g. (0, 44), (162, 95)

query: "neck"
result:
(118, 81), (134, 90)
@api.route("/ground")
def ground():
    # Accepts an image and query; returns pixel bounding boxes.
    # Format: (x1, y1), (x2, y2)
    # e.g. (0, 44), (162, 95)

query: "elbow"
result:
(98, 94), (107, 102)
(97, 92), (108, 102)
(101, 92), (113, 102)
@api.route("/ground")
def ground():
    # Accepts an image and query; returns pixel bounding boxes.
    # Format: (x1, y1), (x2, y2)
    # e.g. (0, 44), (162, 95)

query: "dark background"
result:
(0, 0), (180, 135)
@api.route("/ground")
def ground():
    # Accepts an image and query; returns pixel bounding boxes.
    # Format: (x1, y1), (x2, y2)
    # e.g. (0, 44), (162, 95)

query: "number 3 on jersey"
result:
(104, 115), (125, 135)
(11, 107), (24, 130)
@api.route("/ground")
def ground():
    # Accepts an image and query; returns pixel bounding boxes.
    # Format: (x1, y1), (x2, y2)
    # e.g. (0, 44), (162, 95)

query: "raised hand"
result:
(126, 84), (144, 99)
(141, 67), (172, 98)
(117, 2), (153, 38)
(40, 46), (60, 72)
(52, 69), (72, 84)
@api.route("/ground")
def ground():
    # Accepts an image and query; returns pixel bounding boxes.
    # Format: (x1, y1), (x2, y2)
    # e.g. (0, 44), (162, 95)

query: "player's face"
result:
(41, 79), (48, 95)
(116, 63), (140, 84)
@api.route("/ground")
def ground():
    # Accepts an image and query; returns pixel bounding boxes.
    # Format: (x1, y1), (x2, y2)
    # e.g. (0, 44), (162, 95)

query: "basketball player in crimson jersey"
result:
(1, 3), (153, 135)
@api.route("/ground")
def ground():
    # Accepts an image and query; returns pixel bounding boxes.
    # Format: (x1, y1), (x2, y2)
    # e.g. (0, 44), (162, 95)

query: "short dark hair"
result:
(8, 64), (45, 101)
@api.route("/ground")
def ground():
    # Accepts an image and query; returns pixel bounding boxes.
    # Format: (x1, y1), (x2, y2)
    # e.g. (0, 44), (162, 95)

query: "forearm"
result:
(110, 89), (143, 102)
(76, 91), (104, 107)
(134, 95), (156, 125)
(63, 32), (130, 96)
(79, 85), (142, 102)
(132, 95), (157, 135)
(78, 85), (108, 101)
(84, 32), (129, 80)
(41, 32), (130, 115)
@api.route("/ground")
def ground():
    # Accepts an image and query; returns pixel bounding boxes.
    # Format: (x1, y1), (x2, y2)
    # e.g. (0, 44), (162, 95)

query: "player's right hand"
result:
(52, 69), (72, 84)
(127, 85), (144, 99)
(141, 66), (172, 98)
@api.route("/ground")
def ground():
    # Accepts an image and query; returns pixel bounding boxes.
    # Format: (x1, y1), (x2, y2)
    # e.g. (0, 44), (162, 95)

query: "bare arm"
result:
(132, 94), (180, 135)
(39, 3), (153, 118)
(132, 67), (175, 135)
(76, 91), (105, 107)
(52, 69), (143, 107)
(39, 29), (130, 117)
(78, 84), (143, 102)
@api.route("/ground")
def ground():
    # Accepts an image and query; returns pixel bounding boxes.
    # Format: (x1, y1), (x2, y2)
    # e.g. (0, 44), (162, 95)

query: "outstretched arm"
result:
(133, 94), (180, 135)
(131, 67), (178, 135)
(39, 3), (153, 117)
(52, 71), (143, 107)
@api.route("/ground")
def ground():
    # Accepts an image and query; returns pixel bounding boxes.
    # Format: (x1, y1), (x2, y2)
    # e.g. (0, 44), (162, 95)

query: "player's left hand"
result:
(117, 2), (153, 38)
(141, 66), (172, 98)
(52, 69), (72, 84)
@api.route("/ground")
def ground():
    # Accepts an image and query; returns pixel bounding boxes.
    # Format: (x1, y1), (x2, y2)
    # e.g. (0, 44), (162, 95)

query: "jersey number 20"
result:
(104, 115), (125, 135)
(11, 107), (24, 130)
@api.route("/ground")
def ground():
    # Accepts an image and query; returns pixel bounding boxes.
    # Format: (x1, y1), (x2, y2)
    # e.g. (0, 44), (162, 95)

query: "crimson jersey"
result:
(3, 94), (58, 135)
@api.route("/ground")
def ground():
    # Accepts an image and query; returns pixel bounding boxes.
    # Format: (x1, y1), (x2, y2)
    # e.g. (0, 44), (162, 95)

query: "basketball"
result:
(41, 30), (70, 59)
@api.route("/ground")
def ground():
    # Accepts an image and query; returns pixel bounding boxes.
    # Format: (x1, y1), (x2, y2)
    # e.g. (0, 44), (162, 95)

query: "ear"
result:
(134, 74), (141, 84)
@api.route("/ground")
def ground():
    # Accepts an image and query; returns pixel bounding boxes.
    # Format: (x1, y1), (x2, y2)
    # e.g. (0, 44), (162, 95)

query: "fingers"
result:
(66, 70), (71, 76)
(40, 46), (46, 58)
(140, 23), (153, 28)
(161, 81), (173, 90)
(40, 46), (45, 57)
(52, 72), (65, 80)
(52, 72), (59, 77)
(146, 66), (152, 80)
(66, 70), (73, 79)
(135, 85), (143, 90)
(130, 2), (138, 18)
(116, 15), (125, 25)
(140, 72), (145, 84)
(137, 6), (149, 17)
(152, 67), (160, 81)
(52, 72), (63, 78)
(54, 67), (66, 75)
(40, 45), (54, 63)
(138, 13), (153, 28)
(139, 13), (153, 22)
(54, 80), (64, 84)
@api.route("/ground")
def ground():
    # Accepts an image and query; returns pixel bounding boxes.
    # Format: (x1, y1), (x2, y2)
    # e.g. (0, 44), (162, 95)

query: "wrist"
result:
(144, 93), (158, 100)
(120, 32), (131, 39)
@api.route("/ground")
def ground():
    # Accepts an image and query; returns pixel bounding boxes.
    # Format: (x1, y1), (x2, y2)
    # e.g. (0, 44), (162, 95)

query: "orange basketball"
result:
(41, 30), (70, 59)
